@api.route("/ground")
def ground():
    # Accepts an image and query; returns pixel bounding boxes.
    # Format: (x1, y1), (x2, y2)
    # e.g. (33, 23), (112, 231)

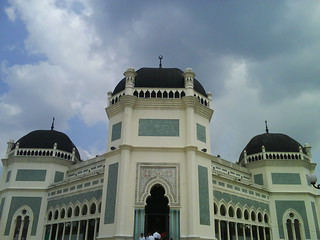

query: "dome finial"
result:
(265, 120), (269, 133)
(51, 117), (55, 130)
(158, 55), (163, 68)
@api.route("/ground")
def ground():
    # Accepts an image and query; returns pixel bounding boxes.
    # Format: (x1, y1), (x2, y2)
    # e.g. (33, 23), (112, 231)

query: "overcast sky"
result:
(1, 0), (320, 178)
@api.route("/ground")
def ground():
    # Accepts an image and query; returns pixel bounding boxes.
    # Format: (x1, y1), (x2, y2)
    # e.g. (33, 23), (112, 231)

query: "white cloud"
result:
(5, 7), (16, 21)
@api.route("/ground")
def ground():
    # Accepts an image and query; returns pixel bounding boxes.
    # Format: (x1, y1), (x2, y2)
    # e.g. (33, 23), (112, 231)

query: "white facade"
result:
(0, 66), (319, 240)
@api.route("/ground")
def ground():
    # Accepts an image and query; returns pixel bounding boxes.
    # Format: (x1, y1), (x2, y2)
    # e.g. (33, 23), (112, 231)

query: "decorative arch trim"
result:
(135, 163), (180, 207)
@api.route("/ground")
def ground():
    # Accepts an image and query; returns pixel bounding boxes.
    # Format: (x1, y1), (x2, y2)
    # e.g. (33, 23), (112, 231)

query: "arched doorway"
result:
(145, 185), (169, 239)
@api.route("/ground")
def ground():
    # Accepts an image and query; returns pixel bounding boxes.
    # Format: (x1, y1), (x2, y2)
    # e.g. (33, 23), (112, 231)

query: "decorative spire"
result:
(158, 55), (163, 68)
(51, 117), (55, 130)
(265, 120), (269, 134)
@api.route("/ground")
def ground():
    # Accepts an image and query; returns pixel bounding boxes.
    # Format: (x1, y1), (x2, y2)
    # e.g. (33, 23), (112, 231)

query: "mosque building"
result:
(0, 64), (319, 240)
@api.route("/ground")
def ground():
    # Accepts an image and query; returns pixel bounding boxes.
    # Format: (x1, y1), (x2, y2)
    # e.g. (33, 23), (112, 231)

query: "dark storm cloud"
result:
(88, 0), (320, 103)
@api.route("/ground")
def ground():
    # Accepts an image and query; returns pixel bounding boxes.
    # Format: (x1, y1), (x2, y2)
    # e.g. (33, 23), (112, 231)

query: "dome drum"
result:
(7, 130), (81, 163)
(108, 67), (211, 108)
(238, 133), (310, 166)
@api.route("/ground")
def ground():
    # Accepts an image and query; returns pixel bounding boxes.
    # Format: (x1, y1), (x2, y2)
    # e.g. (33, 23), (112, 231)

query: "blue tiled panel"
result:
(104, 163), (119, 224)
(198, 165), (210, 225)
(311, 202), (320, 239)
(275, 200), (309, 239)
(196, 123), (206, 143)
(213, 190), (269, 212)
(254, 174), (264, 185)
(16, 169), (46, 181)
(47, 189), (102, 209)
(5, 197), (42, 236)
(138, 119), (179, 136)
(0, 198), (5, 220)
(111, 122), (122, 141)
(272, 173), (301, 185)
(54, 171), (64, 183)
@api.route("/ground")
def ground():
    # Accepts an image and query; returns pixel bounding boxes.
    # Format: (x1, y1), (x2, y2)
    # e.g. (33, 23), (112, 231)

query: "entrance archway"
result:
(145, 184), (169, 239)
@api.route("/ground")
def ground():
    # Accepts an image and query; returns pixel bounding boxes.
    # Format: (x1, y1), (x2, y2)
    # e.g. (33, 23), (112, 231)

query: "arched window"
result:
(228, 207), (234, 217)
(12, 207), (32, 240)
(236, 208), (242, 219)
(214, 203), (218, 214)
(82, 204), (88, 215)
(251, 211), (256, 221)
(60, 208), (66, 219)
(67, 207), (72, 218)
(54, 209), (59, 220)
(244, 209), (249, 220)
(48, 211), (53, 221)
(98, 202), (102, 213)
(220, 205), (226, 216)
(90, 203), (96, 214)
(285, 211), (303, 240)
(74, 206), (80, 217)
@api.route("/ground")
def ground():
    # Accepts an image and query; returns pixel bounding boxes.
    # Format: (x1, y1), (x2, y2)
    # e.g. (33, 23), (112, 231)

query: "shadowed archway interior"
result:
(145, 184), (169, 238)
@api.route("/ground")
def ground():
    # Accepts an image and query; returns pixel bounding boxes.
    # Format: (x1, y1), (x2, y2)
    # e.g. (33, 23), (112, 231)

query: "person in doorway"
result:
(148, 233), (155, 240)
(153, 231), (161, 240)
(139, 233), (146, 240)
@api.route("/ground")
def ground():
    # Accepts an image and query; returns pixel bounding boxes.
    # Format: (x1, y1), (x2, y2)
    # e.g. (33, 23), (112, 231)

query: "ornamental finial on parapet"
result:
(124, 68), (137, 95)
(183, 68), (195, 94)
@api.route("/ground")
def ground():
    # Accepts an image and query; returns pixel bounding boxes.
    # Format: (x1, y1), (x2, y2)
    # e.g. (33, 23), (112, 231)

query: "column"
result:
(93, 218), (98, 240)
(235, 222), (239, 240)
(263, 227), (267, 240)
(177, 210), (181, 240)
(243, 225), (246, 240)
(134, 208), (145, 240)
(116, 145), (132, 236)
(227, 221), (230, 240)
(170, 209), (180, 240)
(68, 222), (73, 240)
(217, 220), (221, 240)
(18, 219), (25, 240)
(291, 222), (297, 240)
(62, 223), (66, 240)
(250, 225), (253, 240)
(85, 220), (89, 240)
(49, 225), (53, 240)
(77, 221), (81, 240)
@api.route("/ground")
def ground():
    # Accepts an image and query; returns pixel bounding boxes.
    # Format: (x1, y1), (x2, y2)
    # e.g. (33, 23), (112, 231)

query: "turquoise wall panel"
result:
(254, 174), (264, 185)
(213, 190), (269, 212)
(6, 170), (11, 182)
(138, 119), (179, 136)
(311, 202), (320, 239)
(104, 163), (119, 224)
(16, 169), (46, 181)
(271, 173), (301, 185)
(54, 171), (64, 183)
(275, 200), (310, 239)
(111, 122), (122, 141)
(198, 165), (210, 225)
(0, 198), (5, 220)
(5, 197), (42, 236)
(196, 123), (206, 143)
(47, 189), (102, 209)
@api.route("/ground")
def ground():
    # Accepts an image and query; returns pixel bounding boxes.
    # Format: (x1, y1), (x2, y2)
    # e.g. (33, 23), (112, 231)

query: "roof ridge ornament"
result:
(265, 120), (269, 134)
(51, 117), (55, 130)
(158, 55), (163, 68)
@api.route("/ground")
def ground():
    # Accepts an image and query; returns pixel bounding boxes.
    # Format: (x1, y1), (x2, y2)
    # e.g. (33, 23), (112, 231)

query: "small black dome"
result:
(112, 67), (207, 96)
(239, 133), (305, 161)
(13, 130), (81, 161)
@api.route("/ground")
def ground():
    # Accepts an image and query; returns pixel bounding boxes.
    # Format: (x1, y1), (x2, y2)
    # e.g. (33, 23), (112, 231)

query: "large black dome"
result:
(112, 67), (207, 96)
(13, 130), (81, 160)
(239, 133), (305, 161)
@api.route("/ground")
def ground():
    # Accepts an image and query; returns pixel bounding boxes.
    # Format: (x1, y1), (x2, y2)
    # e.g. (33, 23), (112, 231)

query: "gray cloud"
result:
(1, 0), (320, 175)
